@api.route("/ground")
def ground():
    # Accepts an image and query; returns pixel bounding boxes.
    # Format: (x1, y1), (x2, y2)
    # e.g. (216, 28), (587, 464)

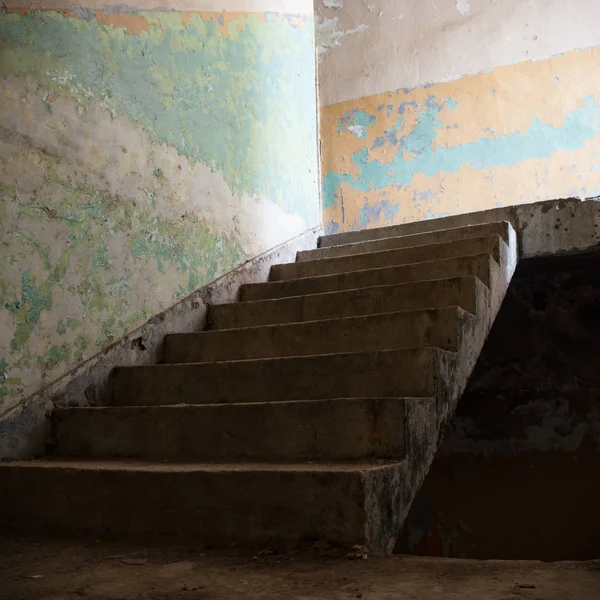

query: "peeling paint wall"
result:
(396, 254), (600, 560)
(316, 0), (600, 234)
(0, 0), (319, 417)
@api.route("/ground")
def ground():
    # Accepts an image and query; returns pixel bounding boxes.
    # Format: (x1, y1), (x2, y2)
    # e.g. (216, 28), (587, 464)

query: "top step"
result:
(320, 217), (513, 248)
(301, 222), (511, 263)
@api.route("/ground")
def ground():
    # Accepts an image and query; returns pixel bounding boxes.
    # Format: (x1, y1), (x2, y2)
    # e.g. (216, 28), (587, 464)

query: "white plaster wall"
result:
(316, 0), (600, 106)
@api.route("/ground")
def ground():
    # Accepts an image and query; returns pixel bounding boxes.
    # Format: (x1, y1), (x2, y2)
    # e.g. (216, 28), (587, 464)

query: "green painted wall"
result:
(0, 7), (319, 415)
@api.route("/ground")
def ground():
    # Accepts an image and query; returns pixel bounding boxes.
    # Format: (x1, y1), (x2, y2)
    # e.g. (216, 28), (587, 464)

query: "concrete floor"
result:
(1, 536), (599, 599)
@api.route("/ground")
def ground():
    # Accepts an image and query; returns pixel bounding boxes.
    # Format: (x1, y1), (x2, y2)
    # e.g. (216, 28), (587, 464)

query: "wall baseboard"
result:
(0, 227), (322, 460)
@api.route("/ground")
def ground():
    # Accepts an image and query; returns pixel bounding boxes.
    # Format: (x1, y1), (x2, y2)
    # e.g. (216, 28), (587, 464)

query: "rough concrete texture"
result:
(3, 537), (600, 600)
(271, 235), (504, 281)
(0, 459), (406, 549)
(112, 348), (451, 406)
(0, 217), (518, 553)
(210, 276), (485, 329)
(53, 398), (409, 462)
(164, 307), (467, 362)
(241, 254), (497, 301)
(298, 221), (512, 262)
(399, 252), (600, 560)
(0, 227), (321, 460)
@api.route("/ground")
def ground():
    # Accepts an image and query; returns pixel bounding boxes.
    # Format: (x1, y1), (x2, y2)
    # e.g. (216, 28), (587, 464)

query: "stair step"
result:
(241, 254), (496, 302)
(299, 221), (512, 263)
(211, 276), (485, 330)
(0, 459), (406, 551)
(54, 397), (412, 461)
(271, 235), (503, 282)
(112, 347), (453, 406)
(319, 214), (507, 248)
(164, 307), (468, 363)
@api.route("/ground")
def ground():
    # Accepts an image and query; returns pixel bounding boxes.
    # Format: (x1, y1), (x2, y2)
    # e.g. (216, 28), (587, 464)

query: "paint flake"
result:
(316, 16), (369, 56)
(456, 0), (470, 16)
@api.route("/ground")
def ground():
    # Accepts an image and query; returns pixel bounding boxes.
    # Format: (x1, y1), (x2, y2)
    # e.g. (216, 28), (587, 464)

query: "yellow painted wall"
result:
(321, 47), (600, 234)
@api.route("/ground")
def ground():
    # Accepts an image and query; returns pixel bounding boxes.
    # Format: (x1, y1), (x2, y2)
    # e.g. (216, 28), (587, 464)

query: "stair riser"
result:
(0, 463), (404, 551)
(112, 349), (444, 406)
(241, 254), (494, 302)
(210, 277), (480, 330)
(319, 215), (510, 248)
(54, 398), (407, 461)
(299, 222), (511, 262)
(271, 236), (500, 282)
(164, 308), (462, 363)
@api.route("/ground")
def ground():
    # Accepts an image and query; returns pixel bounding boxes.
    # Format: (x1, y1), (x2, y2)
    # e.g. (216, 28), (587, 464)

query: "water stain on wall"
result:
(0, 7), (319, 415)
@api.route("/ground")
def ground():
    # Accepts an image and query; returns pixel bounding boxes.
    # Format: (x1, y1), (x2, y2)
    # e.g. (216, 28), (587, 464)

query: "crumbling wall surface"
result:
(397, 254), (600, 560)
(0, 1), (319, 424)
(316, 0), (600, 233)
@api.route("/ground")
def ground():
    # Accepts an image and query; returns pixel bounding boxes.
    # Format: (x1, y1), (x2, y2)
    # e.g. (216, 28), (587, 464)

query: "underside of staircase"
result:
(0, 219), (518, 553)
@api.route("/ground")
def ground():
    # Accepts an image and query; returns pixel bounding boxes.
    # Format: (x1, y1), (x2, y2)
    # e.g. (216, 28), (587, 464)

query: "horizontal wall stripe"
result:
(5, 0), (314, 15)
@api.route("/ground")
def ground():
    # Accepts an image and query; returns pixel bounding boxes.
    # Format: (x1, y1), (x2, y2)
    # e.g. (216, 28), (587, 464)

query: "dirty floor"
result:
(1, 536), (599, 599)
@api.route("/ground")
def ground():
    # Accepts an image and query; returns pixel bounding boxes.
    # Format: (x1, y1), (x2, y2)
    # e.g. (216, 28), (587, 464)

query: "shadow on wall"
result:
(396, 251), (600, 561)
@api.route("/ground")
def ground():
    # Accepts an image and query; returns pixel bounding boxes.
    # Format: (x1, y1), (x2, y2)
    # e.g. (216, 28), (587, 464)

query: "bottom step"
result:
(0, 459), (406, 553)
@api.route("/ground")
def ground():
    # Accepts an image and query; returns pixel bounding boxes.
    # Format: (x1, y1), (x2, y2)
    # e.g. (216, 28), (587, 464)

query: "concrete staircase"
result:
(0, 219), (517, 553)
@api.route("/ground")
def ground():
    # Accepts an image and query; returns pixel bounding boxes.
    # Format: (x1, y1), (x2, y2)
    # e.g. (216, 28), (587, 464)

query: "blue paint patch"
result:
(325, 94), (600, 211)
(324, 220), (341, 235)
(398, 100), (418, 114)
(337, 108), (376, 139)
(358, 198), (400, 228)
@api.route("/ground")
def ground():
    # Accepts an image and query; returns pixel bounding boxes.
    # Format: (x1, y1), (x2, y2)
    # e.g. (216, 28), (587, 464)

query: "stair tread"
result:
(120, 345), (453, 368)
(317, 220), (511, 252)
(242, 253), (497, 298)
(223, 275), (481, 308)
(56, 396), (430, 410)
(170, 305), (465, 335)
(0, 458), (403, 473)
(272, 235), (502, 281)
(319, 215), (513, 248)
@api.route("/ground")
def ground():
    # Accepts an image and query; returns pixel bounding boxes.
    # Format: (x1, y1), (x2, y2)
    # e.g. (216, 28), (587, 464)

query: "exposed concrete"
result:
(241, 254), (497, 301)
(112, 347), (451, 406)
(164, 307), (468, 362)
(271, 236), (504, 281)
(0, 217), (518, 553)
(53, 398), (408, 462)
(210, 276), (484, 329)
(399, 252), (600, 560)
(3, 539), (599, 600)
(0, 227), (321, 460)
(320, 198), (600, 260)
(0, 458), (406, 552)
(298, 222), (512, 263)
